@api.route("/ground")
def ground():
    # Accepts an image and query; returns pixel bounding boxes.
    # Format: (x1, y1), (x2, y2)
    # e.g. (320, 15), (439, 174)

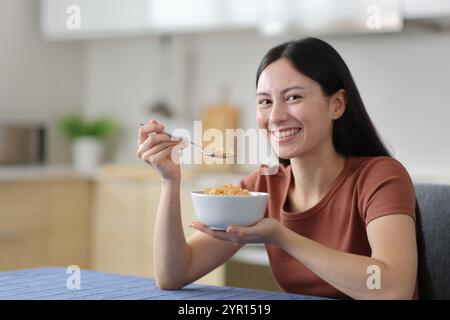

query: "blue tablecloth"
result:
(0, 267), (327, 300)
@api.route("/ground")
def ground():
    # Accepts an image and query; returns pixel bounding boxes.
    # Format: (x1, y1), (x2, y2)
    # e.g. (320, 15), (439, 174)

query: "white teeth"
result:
(272, 128), (301, 138)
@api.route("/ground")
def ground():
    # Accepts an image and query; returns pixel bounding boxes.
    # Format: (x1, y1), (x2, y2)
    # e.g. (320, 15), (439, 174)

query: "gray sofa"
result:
(415, 184), (450, 300)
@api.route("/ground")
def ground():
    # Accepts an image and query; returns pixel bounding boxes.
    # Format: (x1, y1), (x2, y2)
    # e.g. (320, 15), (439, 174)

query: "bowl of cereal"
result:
(191, 184), (268, 230)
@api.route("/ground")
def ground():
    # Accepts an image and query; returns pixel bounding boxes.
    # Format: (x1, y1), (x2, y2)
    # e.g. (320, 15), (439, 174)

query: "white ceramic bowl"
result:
(190, 191), (269, 230)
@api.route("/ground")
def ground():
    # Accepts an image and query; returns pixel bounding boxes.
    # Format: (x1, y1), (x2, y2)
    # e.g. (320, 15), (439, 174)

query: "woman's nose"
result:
(269, 101), (289, 124)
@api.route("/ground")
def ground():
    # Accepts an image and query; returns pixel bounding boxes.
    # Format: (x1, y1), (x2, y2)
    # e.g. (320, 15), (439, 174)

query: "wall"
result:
(0, 0), (84, 164)
(329, 31), (450, 181)
(84, 35), (193, 164)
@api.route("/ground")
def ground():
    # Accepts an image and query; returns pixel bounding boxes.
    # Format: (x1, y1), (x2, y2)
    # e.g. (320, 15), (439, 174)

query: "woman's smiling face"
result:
(256, 58), (344, 160)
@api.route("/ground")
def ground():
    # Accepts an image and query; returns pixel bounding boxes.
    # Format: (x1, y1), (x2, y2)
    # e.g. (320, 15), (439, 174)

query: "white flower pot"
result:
(72, 137), (103, 173)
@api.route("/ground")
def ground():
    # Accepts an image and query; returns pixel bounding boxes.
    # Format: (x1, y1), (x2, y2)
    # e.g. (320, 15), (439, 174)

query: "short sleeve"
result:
(356, 157), (416, 227)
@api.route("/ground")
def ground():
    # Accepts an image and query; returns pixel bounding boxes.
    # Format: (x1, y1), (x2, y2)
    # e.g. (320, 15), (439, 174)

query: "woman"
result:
(137, 38), (418, 299)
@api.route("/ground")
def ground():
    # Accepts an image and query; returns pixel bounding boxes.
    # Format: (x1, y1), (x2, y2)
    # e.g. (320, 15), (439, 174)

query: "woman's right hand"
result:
(137, 119), (184, 181)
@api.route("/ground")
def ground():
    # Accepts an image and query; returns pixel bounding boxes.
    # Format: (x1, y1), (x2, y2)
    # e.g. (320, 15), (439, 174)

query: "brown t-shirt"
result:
(239, 156), (418, 299)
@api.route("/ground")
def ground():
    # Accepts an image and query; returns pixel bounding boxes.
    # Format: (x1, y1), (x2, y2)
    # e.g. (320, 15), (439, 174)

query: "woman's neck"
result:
(289, 147), (347, 204)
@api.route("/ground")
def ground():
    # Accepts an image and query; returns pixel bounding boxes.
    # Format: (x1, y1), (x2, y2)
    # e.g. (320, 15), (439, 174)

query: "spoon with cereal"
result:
(139, 123), (235, 159)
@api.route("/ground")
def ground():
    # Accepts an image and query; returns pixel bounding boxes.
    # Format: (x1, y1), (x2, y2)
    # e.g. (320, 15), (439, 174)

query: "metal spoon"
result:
(139, 123), (235, 159)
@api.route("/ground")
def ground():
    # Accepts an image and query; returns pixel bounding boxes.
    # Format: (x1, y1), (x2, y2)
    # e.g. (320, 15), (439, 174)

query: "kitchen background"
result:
(1, 0), (450, 291)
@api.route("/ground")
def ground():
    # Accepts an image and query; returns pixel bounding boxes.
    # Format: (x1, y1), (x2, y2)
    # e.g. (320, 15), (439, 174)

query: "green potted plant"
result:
(59, 115), (119, 172)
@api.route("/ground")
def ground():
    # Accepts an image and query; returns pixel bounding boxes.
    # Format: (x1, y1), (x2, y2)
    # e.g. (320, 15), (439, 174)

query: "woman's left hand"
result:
(188, 218), (284, 247)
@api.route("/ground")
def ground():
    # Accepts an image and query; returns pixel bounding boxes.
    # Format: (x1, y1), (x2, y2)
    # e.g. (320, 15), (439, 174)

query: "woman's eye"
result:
(258, 99), (272, 105)
(287, 95), (302, 101)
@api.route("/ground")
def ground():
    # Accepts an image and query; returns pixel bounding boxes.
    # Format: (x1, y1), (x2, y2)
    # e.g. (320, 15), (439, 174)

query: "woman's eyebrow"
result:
(281, 85), (306, 94)
(256, 85), (306, 97)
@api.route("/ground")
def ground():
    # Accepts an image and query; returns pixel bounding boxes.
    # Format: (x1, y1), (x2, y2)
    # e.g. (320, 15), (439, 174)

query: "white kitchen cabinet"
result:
(0, 178), (91, 271)
(147, 0), (261, 32)
(40, 0), (263, 39)
(41, 0), (149, 40)
(41, 0), (450, 40)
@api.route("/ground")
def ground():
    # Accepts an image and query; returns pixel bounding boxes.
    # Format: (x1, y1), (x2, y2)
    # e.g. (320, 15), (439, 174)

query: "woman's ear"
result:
(330, 89), (346, 120)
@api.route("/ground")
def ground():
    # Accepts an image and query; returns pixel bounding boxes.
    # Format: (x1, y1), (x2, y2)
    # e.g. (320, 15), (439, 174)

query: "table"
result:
(0, 267), (327, 300)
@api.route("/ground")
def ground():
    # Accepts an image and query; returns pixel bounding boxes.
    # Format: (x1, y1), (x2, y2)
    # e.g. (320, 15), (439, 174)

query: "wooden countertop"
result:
(0, 165), (94, 182)
(0, 163), (256, 184)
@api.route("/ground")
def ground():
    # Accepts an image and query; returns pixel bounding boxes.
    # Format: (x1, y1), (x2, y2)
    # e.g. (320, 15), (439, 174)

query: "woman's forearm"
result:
(273, 226), (414, 299)
(153, 179), (191, 289)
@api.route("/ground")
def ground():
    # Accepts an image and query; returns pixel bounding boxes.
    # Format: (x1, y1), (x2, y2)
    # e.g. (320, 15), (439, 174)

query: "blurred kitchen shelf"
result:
(411, 174), (450, 185)
(225, 260), (281, 292)
(99, 163), (255, 184)
(0, 165), (96, 182)
(224, 244), (281, 291)
(231, 244), (269, 266)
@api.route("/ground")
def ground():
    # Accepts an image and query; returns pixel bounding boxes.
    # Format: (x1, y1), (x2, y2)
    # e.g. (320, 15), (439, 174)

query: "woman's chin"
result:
(272, 144), (303, 160)
(276, 149), (303, 161)
(276, 152), (296, 161)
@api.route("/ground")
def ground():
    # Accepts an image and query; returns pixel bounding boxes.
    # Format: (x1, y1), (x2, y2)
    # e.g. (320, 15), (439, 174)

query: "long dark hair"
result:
(255, 37), (430, 298)
(256, 37), (391, 167)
